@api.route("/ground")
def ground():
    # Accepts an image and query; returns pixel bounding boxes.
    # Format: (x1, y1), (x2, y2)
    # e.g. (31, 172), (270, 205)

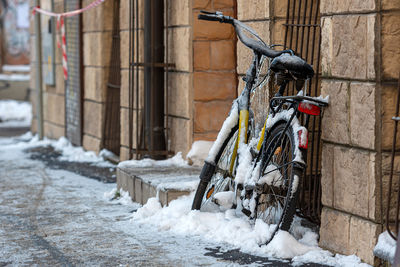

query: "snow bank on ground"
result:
(104, 188), (141, 207)
(0, 73), (30, 81)
(186, 140), (214, 166)
(292, 250), (369, 267)
(52, 137), (113, 166)
(130, 195), (370, 266)
(2, 64), (30, 72)
(373, 231), (396, 264)
(118, 152), (188, 168)
(0, 133), (114, 167)
(0, 100), (32, 127)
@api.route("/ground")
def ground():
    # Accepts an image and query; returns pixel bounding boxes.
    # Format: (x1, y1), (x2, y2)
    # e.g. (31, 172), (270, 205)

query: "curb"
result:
(117, 165), (201, 206)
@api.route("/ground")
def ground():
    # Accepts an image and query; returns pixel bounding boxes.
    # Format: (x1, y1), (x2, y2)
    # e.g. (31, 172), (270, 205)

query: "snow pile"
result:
(0, 73), (30, 81)
(373, 231), (397, 264)
(186, 140), (213, 166)
(52, 137), (112, 166)
(0, 100), (32, 127)
(0, 133), (114, 166)
(104, 188), (139, 207)
(2, 64), (30, 72)
(293, 251), (369, 267)
(131, 195), (370, 266)
(118, 152), (188, 168)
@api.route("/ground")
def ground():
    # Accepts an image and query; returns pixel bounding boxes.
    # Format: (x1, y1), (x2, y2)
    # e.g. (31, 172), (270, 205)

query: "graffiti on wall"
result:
(3, 0), (30, 65)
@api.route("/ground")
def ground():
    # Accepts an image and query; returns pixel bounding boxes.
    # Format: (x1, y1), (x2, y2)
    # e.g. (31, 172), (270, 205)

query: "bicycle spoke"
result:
(256, 124), (297, 230)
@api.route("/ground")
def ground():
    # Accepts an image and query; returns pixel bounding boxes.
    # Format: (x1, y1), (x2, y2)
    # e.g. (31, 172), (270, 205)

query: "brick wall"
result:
(318, 0), (400, 265)
(193, 0), (237, 141)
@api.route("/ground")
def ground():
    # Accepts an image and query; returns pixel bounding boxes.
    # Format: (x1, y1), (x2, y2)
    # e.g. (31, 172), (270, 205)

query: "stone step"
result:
(117, 165), (201, 206)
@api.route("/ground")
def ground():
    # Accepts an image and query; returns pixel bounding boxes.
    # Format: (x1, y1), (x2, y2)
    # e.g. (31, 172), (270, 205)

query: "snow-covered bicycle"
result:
(191, 11), (329, 245)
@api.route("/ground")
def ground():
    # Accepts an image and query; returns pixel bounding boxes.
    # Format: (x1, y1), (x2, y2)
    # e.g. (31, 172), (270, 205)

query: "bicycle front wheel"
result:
(192, 126), (238, 211)
(256, 123), (302, 235)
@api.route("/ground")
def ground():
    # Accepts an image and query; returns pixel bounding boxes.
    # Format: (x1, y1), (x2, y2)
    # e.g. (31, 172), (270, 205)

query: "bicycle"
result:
(191, 11), (329, 245)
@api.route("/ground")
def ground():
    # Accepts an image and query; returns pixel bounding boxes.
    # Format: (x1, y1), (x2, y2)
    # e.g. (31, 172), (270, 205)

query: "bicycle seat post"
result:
(275, 81), (287, 97)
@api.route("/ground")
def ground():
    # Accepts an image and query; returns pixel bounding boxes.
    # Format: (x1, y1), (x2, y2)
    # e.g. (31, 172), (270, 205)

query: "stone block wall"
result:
(118, 0), (135, 160)
(167, 0), (193, 156)
(318, 0), (400, 265)
(81, 0), (114, 153)
(193, 0), (237, 141)
(30, 0), (113, 153)
(30, 0), (66, 140)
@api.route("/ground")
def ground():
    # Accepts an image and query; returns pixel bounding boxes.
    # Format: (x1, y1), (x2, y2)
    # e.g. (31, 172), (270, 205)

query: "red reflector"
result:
(298, 102), (321, 116)
(298, 129), (308, 149)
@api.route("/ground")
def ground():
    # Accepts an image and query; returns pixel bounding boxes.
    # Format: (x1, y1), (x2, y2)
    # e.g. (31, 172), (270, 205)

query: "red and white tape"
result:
(56, 17), (68, 80)
(32, 0), (106, 80)
(32, 0), (105, 17)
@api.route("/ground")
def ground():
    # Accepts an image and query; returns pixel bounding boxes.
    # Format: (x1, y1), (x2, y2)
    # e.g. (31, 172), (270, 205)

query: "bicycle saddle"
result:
(270, 54), (314, 81)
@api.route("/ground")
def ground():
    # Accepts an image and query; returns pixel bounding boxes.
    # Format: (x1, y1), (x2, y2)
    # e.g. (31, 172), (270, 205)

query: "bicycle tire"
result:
(192, 125), (239, 211)
(255, 122), (303, 239)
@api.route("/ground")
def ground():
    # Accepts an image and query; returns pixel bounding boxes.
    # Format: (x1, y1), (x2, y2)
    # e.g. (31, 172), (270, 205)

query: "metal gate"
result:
(283, 0), (323, 224)
(128, 0), (174, 159)
(385, 74), (400, 240)
(102, 0), (121, 155)
(64, 0), (83, 146)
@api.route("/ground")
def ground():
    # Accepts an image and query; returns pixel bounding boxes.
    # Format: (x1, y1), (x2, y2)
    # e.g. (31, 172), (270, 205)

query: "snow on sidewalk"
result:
(0, 100), (32, 127)
(0, 133), (114, 167)
(0, 133), (372, 266)
(117, 192), (370, 267)
(374, 231), (397, 264)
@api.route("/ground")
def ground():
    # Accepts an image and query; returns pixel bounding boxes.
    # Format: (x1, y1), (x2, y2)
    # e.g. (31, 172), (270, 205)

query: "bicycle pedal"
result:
(249, 147), (258, 158)
(241, 208), (251, 217)
(244, 184), (255, 191)
(212, 191), (235, 210)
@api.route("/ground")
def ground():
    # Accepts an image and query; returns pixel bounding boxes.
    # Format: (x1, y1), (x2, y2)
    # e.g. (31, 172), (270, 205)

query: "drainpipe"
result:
(34, 0), (43, 139)
(144, 0), (165, 159)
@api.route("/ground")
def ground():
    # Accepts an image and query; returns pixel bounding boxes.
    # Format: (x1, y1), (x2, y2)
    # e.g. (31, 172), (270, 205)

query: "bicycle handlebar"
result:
(198, 10), (292, 59)
(198, 11), (234, 24)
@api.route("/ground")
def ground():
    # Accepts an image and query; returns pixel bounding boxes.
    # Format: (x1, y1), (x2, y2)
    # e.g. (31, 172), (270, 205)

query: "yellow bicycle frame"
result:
(228, 110), (268, 175)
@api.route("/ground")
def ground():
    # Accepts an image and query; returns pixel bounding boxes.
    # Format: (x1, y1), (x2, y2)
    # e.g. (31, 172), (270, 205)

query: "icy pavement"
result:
(0, 134), (369, 266)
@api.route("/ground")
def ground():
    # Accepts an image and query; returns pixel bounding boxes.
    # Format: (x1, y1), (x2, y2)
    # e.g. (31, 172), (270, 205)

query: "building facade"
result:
(29, 0), (400, 265)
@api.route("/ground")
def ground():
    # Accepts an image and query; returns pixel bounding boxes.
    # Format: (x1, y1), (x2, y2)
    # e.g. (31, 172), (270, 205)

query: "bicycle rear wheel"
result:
(192, 126), (238, 211)
(256, 123), (302, 240)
